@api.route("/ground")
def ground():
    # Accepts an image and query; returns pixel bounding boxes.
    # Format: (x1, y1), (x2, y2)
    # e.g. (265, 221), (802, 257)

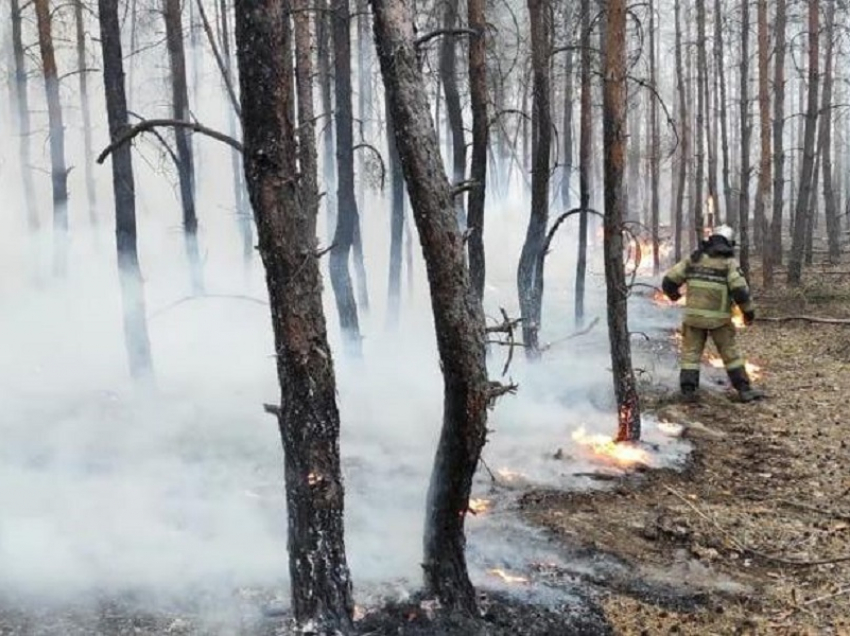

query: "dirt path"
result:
(523, 277), (850, 635)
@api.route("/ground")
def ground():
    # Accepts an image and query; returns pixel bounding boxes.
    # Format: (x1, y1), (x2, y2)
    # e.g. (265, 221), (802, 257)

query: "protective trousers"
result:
(679, 322), (752, 395)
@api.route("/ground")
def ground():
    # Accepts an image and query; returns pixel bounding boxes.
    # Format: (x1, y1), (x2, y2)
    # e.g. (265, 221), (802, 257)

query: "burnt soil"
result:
(522, 266), (850, 635)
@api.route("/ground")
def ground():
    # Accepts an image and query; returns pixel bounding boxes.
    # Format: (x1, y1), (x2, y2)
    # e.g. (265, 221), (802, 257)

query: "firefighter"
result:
(662, 225), (765, 403)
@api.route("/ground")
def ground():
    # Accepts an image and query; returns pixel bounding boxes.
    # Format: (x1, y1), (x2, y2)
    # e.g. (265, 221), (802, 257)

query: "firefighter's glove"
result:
(743, 310), (755, 326)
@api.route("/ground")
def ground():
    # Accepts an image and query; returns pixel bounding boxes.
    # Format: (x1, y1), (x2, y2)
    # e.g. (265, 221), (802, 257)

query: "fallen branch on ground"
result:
(756, 315), (850, 325)
(540, 316), (600, 352)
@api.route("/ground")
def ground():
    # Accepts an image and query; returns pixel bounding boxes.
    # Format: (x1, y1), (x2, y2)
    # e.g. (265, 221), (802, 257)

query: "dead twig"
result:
(539, 316), (600, 352)
(756, 315), (850, 325)
(486, 380), (518, 405)
(263, 403), (281, 417)
(777, 499), (850, 523)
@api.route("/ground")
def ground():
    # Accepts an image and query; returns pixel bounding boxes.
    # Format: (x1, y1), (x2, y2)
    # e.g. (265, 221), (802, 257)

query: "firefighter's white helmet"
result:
(712, 224), (735, 243)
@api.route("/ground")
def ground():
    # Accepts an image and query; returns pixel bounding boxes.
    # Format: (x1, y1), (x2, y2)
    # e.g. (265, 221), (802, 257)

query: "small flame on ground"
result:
(468, 498), (491, 515)
(496, 468), (525, 482)
(487, 568), (529, 584)
(653, 289), (687, 307)
(571, 426), (651, 467)
(705, 354), (763, 380)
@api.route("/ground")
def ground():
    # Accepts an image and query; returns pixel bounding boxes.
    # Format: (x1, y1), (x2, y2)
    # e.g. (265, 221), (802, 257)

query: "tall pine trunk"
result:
(603, 0), (641, 443)
(821, 0), (839, 264)
(673, 0), (688, 260)
(738, 0), (751, 278)
(562, 46), (574, 213)
(695, 0), (707, 242)
(649, 0), (660, 274)
(164, 0), (204, 293)
(518, 0), (551, 355)
(75, 0), (98, 228)
(98, 0), (154, 379)
(10, 0), (39, 232)
(234, 2), (355, 630)
(34, 0), (69, 276)
(575, 0), (591, 324)
(713, 0), (733, 226)
(764, 0), (786, 287)
(754, 0), (770, 259)
(385, 93), (405, 329)
(371, 0), (491, 612)
(440, 0), (467, 225)
(467, 0), (488, 300)
(788, 0), (819, 285)
(330, 0), (364, 354)
(318, 0), (337, 243)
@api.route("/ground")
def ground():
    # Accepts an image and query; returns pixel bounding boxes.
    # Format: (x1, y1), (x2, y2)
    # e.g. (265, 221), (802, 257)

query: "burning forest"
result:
(2, 0), (850, 633)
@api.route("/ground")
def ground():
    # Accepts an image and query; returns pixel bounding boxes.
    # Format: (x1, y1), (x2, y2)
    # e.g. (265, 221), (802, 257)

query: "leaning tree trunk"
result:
(234, 2), (355, 631)
(98, 0), (154, 380)
(440, 0), (467, 226)
(575, 0), (591, 325)
(754, 0), (771, 260)
(517, 0), (551, 356)
(649, 0), (660, 274)
(820, 0), (839, 264)
(603, 0), (641, 443)
(714, 0), (733, 226)
(10, 0), (39, 232)
(164, 0), (204, 294)
(331, 0), (364, 354)
(788, 0), (819, 286)
(673, 0), (688, 260)
(764, 0), (786, 287)
(466, 0), (488, 301)
(75, 0), (98, 228)
(371, 0), (492, 612)
(738, 0), (752, 278)
(34, 0), (70, 276)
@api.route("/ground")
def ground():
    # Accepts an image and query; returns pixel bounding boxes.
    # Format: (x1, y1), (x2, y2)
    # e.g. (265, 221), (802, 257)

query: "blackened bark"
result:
(75, 0), (98, 228)
(788, 0), (819, 285)
(821, 0), (839, 264)
(754, 0), (770, 257)
(99, 0), (154, 380)
(467, 0), (488, 301)
(440, 0), (467, 225)
(517, 0), (551, 356)
(603, 0), (641, 443)
(331, 0), (364, 353)
(34, 0), (69, 276)
(673, 0), (688, 260)
(575, 0), (591, 325)
(371, 0), (491, 612)
(10, 0), (39, 232)
(164, 0), (204, 293)
(649, 0), (660, 274)
(235, 2), (355, 631)
(714, 0), (733, 226)
(738, 0), (751, 278)
(764, 0), (786, 287)
(385, 92), (405, 330)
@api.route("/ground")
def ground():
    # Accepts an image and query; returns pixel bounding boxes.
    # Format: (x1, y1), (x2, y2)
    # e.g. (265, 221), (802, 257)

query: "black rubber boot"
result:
(727, 367), (765, 403)
(680, 369), (700, 403)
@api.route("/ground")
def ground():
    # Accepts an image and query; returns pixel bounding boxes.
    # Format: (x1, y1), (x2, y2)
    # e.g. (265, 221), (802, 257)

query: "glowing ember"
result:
(571, 426), (651, 467)
(653, 288), (687, 307)
(731, 305), (746, 329)
(487, 568), (529, 584)
(468, 498), (491, 515)
(705, 354), (763, 379)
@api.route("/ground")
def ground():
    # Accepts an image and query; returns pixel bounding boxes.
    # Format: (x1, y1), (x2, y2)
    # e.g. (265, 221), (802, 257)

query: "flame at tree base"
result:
(571, 426), (651, 467)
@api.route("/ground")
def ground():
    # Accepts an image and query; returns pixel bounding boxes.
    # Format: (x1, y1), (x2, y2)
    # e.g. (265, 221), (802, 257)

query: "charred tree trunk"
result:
(649, 0), (660, 274)
(695, 0), (707, 241)
(385, 93), (405, 330)
(788, 0), (819, 285)
(575, 0), (591, 324)
(764, 0), (786, 287)
(10, 0), (39, 232)
(164, 0), (204, 293)
(738, 0), (751, 278)
(714, 0), (733, 226)
(234, 2), (355, 631)
(371, 0), (491, 612)
(331, 0), (364, 353)
(754, 0), (770, 258)
(821, 0), (839, 264)
(34, 0), (69, 276)
(75, 0), (98, 228)
(98, 0), (154, 379)
(467, 0), (488, 300)
(517, 0), (551, 355)
(603, 0), (641, 443)
(673, 0), (688, 260)
(440, 0), (467, 226)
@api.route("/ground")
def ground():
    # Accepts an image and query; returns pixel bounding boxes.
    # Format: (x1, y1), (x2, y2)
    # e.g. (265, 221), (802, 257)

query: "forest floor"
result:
(523, 261), (850, 635)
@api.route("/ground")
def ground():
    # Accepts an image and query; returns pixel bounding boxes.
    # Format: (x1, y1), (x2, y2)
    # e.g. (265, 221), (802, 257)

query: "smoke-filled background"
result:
(0, 2), (690, 625)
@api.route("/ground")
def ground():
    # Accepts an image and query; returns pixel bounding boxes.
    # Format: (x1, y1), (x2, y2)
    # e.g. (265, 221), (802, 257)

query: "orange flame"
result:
(571, 426), (651, 467)
(705, 354), (762, 380)
(468, 498), (491, 515)
(487, 568), (529, 584)
(626, 238), (673, 275)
